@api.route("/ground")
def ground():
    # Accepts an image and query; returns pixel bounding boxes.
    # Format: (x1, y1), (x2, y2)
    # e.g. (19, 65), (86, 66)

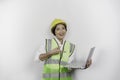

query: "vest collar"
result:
(54, 36), (65, 45)
(54, 37), (66, 50)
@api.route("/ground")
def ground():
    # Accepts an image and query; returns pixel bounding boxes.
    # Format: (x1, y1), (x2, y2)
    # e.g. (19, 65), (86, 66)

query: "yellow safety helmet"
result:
(50, 19), (67, 30)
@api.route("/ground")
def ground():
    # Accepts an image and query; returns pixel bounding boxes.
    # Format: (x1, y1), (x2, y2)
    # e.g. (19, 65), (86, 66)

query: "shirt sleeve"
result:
(34, 39), (46, 62)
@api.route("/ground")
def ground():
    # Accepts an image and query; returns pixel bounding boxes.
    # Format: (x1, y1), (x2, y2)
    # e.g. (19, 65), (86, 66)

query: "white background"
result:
(0, 0), (120, 80)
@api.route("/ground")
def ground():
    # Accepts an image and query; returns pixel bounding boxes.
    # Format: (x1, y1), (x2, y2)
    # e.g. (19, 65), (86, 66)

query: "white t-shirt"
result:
(34, 37), (76, 63)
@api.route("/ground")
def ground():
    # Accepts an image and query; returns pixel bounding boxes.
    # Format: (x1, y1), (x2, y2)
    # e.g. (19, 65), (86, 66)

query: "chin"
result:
(57, 37), (63, 40)
(60, 37), (64, 40)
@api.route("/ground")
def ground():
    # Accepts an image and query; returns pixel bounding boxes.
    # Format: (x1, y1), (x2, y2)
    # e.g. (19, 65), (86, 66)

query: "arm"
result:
(79, 59), (92, 70)
(34, 39), (61, 62)
(84, 59), (92, 69)
(39, 47), (61, 61)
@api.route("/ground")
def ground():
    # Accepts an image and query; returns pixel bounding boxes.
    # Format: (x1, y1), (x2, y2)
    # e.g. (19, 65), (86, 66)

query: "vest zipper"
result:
(59, 41), (66, 80)
(53, 38), (66, 80)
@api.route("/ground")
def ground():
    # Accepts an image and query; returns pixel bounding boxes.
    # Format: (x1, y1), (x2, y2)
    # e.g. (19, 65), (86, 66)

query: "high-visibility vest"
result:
(42, 38), (75, 80)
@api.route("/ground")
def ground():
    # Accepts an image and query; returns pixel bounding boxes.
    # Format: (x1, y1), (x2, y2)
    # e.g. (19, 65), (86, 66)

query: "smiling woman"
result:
(34, 19), (92, 80)
(51, 19), (67, 44)
(1, 0), (120, 80)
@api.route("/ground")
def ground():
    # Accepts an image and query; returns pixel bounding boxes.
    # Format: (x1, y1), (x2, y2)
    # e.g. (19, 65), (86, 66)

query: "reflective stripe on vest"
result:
(43, 72), (71, 78)
(45, 39), (52, 52)
(44, 58), (67, 66)
(69, 43), (75, 57)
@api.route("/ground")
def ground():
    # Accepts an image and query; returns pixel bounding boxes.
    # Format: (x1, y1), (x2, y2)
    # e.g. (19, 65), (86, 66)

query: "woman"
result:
(35, 19), (92, 80)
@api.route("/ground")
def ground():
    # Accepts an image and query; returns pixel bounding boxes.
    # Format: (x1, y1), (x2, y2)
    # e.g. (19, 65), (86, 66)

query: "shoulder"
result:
(66, 40), (75, 46)
(45, 38), (55, 45)
(66, 40), (76, 51)
(38, 38), (52, 46)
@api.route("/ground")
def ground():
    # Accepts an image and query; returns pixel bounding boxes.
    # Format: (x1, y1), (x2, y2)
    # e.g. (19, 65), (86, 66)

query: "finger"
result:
(57, 45), (60, 48)
(85, 62), (90, 68)
(53, 47), (58, 50)
(85, 64), (88, 69)
(87, 63), (90, 68)
(88, 60), (91, 64)
(60, 51), (62, 53)
(56, 47), (59, 49)
(89, 60), (92, 64)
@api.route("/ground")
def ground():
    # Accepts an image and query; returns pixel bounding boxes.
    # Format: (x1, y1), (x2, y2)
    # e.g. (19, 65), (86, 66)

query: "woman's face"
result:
(55, 24), (67, 40)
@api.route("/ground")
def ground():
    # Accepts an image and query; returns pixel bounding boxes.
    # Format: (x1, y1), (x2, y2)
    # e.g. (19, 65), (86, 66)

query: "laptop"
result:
(64, 47), (96, 69)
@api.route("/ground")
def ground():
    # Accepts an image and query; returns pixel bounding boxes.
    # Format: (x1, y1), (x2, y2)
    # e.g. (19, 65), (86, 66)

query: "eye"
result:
(62, 27), (65, 30)
(56, 27), (60, 31)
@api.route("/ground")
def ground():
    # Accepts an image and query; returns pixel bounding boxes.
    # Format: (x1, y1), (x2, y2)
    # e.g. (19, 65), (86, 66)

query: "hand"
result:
(50, 47), (61, 55)
(85, 59), (92, 69)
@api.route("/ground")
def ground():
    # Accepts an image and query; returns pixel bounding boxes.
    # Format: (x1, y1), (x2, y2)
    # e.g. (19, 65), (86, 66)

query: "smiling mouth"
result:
(59, 34), (64, 36)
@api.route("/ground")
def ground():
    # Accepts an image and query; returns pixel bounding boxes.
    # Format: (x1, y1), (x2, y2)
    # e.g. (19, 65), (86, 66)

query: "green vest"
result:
(42, 38), (75, 80)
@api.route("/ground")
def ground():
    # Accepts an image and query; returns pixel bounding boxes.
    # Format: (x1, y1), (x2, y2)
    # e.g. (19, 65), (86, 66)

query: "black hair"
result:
(51, 23), (67, 35)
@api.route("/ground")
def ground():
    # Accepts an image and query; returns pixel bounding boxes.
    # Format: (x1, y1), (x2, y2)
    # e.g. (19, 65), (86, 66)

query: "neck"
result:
(59, 39), (63, 44)
(57, 38), (63, 44)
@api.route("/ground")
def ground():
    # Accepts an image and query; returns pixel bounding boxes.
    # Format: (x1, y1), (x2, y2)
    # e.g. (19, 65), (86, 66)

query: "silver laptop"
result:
(64, 47), (96, 69)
